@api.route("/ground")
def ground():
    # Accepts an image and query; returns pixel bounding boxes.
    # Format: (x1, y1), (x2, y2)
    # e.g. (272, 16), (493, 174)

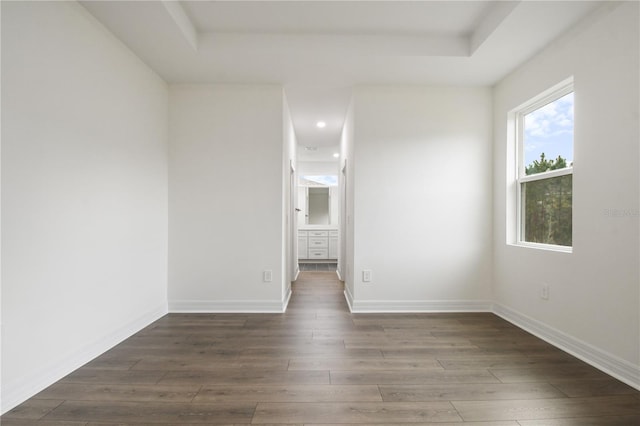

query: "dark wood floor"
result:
(3, 271), (639, 425)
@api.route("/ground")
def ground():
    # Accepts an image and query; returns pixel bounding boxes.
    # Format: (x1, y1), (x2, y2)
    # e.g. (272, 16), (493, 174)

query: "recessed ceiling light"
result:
(333, 153), (339, 158)
(316, 121), (326, 128)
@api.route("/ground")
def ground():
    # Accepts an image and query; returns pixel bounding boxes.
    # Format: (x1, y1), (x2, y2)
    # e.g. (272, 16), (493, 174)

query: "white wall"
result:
(1, 1), (169, 412)
(349, 86), (493, 311)
(329, 186), (339, 228)
(168, 85), (286, 312)
(493, 2), (639, 387)
(298, 160), (340, 177)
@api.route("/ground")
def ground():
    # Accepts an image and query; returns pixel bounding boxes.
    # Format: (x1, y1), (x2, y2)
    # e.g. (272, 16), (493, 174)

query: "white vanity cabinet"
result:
(308, 230), (328, 259)
(329, 230), (338, 259)
(298, 229), (337, 260)
(297, 231), (308, 259)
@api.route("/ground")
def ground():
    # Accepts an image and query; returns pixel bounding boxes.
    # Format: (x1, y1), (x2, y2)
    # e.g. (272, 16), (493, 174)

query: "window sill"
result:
(509, 241), (573, 254)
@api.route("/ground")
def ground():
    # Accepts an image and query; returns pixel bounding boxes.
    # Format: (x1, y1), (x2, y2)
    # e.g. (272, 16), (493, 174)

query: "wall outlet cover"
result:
(541, 283), (549, 300)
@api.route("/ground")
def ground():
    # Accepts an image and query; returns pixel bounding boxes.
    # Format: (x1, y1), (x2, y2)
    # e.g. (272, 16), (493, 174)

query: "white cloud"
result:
(524, 92), (574, 139)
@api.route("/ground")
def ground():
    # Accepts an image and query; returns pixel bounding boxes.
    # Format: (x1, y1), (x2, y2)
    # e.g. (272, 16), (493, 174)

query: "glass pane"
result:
(521, 174), (572, 246)
(524, 92), (573, 176)
(300, 175), (338, 186)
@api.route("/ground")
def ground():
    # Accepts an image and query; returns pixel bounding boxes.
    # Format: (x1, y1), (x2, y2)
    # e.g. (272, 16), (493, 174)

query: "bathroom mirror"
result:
(308, 187), (330, 224)
(298, 175), (338, 226)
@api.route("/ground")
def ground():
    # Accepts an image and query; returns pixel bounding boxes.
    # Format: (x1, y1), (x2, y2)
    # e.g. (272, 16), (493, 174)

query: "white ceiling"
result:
(181, 1), (491, 36)
(80, 0), (602, 151)
(297, 144), (341, 163)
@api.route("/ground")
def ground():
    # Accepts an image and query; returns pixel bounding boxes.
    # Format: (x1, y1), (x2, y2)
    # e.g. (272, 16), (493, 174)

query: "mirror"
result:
(298, 175), (338, 226)
(308, 188), (330, 224)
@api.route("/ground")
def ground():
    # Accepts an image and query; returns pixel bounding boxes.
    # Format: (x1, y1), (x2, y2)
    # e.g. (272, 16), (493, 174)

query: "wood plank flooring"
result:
(2, 271), (639, 425)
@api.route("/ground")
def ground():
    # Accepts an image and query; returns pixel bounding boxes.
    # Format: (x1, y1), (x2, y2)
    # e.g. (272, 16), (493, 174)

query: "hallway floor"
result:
(2, 271), (639, 425)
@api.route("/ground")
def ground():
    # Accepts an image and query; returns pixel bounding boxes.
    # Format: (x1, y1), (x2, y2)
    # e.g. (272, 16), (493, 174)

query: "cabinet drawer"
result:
(297, 230), (308, 237)
(308, 249), (328, 259)
(308, 237), (328, 248)
(329, 230), (339, 237)
(308, 230), (329, 237)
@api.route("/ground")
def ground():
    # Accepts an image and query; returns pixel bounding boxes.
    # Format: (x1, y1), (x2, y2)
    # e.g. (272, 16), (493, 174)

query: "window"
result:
(516, 80), (573, 250)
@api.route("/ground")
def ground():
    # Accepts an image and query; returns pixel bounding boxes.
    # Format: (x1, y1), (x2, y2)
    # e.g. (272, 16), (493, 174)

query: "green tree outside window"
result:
(522, 153), (572, 246)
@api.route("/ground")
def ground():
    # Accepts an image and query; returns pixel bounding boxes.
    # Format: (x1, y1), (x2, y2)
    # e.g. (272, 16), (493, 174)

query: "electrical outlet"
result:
(362, 269), (372, 282)
(263, 270), (273, 282)
(541, 283), (549, 300)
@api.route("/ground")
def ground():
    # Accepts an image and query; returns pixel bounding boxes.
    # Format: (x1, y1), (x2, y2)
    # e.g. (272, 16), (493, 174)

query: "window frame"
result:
(514, 79), (574, 253)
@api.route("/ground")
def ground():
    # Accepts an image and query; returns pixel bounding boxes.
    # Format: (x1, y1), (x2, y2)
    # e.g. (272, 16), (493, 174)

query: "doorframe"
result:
(290, 160), (300, 281)
(337, 160), (347, 281)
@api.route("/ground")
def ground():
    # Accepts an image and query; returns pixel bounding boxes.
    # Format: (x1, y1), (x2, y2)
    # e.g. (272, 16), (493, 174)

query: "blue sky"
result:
(301, 175), (338, 186)
(524, 92), (574, 168)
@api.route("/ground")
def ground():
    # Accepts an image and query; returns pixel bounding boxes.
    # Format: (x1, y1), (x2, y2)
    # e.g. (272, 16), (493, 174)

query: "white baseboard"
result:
(169, 299), (287, 313)
(282, 286), (292, 312)
(343, 287), (355, 312)
(348, 299), (493, 313)
(493, 303), (640, 391)
(1, 303), (168, 415)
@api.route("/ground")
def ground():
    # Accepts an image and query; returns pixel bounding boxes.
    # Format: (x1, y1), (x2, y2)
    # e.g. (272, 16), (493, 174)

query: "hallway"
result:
(2, 271), (639, 424)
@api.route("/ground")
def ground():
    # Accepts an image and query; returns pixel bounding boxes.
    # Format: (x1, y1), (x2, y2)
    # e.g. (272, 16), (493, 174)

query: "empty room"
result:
(1, 1), (639, 425)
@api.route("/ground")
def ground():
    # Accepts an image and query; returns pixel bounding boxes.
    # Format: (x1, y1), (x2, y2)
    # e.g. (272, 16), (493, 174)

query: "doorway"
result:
(295, 146), (341, 276)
